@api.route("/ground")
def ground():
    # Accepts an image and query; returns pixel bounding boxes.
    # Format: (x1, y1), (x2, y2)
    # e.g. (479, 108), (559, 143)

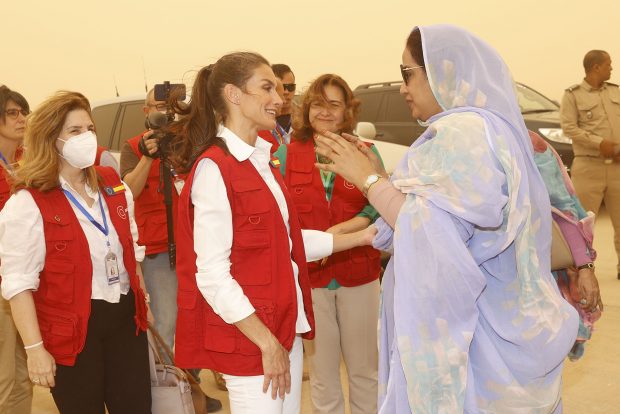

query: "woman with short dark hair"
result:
(0, 85), (31, 414)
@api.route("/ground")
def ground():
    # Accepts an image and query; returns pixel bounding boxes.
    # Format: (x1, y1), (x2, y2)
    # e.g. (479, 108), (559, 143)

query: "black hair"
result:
(271, 64), (293, 79)
(0, 85), (29, 123)
(583, 50), (609, 73)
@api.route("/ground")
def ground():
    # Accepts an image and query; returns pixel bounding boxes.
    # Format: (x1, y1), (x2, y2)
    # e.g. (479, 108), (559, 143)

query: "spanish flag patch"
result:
(269, 158), (281, 168)
(104, 184), (126, 196)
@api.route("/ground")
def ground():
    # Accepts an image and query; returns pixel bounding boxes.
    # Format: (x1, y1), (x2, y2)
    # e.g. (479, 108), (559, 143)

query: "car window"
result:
(516, 84), (558, 112)
(384, 91), (411, 122)
(357, 92), (383, 122)
(112, 101), (146, 151)
(92, 103), (120, 148)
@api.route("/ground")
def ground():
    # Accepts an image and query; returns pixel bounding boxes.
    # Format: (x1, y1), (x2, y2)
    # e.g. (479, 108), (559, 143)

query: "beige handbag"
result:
(551, 220), (574, 271)
(148, 327), (196, 414)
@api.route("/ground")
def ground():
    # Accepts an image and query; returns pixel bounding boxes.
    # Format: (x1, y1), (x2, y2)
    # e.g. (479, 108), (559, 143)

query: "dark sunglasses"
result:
(400, 64), (425, 85)
(4, 108), (29, 120)
(283, 83), (296, 92)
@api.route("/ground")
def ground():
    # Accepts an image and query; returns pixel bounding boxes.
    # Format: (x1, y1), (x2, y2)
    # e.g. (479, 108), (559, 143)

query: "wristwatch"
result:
(362, 174), (381, 197)
(577, 262), (594, 270)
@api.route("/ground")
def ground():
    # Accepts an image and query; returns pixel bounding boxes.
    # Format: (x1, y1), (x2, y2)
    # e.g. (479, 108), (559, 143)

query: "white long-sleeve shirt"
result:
(0, 177), (144, 303)
(192, 126), (333, 332)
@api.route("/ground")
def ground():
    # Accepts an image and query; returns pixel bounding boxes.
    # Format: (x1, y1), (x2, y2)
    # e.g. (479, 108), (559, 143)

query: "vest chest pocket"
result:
(230, 230), (272, 285)
(42, 215), (74, 262)
(231, 179), (270, 215)
(288, 161), (314, 188)
(231, 179), (271, 231)
(41, 261), (76, 304)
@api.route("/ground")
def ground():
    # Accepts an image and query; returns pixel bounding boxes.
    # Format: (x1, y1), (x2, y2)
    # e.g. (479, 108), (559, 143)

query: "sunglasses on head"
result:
(400, 64), (425, 85)
(4, 108), (29, 120)
(283, 83), (296, 92)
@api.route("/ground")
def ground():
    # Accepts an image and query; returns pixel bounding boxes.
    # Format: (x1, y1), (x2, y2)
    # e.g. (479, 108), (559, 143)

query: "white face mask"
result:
(57, 130), (98, 169)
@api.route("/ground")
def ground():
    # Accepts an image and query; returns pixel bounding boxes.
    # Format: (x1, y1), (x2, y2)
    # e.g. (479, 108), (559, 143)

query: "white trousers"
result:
(223, 335), (303, 414)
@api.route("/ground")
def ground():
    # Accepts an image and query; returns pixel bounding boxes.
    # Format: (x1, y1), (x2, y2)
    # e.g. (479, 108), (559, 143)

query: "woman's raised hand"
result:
(315, 131), (384, 190)
(342, 132), (387, 179)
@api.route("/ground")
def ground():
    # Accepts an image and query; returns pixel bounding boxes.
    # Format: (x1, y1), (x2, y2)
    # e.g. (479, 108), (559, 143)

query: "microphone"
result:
(146, 111), (168, 130)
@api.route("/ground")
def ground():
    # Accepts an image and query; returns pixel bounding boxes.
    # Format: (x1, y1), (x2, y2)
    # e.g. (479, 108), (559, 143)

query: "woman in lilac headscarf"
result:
(315, 25), (579, 413)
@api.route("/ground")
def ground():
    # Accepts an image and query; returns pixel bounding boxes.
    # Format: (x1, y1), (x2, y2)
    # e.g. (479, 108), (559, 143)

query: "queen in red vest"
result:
(0, 91), (152, 414)
(168, 53), (375, 414)
(273, 74), (383, 414)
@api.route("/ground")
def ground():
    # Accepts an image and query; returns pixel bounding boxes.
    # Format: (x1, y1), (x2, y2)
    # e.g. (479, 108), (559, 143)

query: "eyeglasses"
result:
(283, 83), (296, 92)
(400, 64), (425, 85)
(4, 108), (29, 120)
(148, 103), (169, 111)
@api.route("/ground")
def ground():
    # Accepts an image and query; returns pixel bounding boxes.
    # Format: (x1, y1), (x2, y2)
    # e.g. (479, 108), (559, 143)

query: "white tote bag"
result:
(148, 328), (196, 414)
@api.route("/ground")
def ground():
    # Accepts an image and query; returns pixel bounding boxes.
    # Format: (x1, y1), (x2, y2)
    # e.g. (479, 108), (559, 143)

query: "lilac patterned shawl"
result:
(374, 24), (578, 413)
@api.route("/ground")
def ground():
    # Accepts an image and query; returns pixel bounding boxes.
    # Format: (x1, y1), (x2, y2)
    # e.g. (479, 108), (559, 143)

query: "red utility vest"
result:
(284, 138), (381, 288)
(127, 134), (178, 255)
(28, 166), (148, 366)
(175, 146), (314, 376)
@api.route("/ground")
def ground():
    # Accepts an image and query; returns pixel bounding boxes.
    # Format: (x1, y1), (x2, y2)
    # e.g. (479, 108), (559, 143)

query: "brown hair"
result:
(167, 52), (270, 172)
(292, 74), (360, 142)
(14, 91), (98, 192)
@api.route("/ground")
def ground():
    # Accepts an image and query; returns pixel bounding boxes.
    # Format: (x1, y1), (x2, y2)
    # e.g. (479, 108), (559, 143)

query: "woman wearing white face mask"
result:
(0, 91), (153, 414)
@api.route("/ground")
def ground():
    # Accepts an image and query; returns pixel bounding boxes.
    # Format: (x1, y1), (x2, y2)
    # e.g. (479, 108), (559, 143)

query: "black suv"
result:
(354, 81), (574, 169)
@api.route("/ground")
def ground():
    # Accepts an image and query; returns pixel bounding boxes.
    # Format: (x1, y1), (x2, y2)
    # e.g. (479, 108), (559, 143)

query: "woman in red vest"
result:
(170, 53), (375, 414)
(0, 91), (152, 414)
(274, 74), (382, 414)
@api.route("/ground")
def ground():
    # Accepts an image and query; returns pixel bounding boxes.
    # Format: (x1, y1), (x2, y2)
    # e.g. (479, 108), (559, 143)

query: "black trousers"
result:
(50, 291), (151, 414)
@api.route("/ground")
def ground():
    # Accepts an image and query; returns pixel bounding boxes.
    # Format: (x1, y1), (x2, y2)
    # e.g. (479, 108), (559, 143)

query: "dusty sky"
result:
(3, 0), (619, 107)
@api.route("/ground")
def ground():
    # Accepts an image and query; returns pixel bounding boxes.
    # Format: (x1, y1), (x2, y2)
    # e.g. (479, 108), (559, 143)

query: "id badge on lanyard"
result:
(63, 189), (121, 285)
(105, 251), (120, 285)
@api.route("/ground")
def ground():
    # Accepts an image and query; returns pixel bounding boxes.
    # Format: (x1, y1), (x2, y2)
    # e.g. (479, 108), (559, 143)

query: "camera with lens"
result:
(138, 81), (186, 159)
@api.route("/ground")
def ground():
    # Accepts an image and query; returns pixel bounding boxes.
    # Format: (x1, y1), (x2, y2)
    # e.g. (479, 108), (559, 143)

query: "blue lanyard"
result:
(0, 151), (13, 173)
(62, 189), (110, 243)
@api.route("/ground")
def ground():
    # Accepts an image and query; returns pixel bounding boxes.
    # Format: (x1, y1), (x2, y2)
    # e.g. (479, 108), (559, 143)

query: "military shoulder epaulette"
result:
(605, 81), (619, 87)
(565, 84), (580, 92)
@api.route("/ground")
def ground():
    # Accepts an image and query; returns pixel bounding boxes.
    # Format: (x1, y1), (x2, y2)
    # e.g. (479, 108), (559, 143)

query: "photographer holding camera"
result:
(120, 89), (177, 347)
(120, 88), (222, 412)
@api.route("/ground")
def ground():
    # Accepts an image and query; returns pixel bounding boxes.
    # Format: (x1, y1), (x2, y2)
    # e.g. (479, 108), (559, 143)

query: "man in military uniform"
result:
(560, 50), (620, 279)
